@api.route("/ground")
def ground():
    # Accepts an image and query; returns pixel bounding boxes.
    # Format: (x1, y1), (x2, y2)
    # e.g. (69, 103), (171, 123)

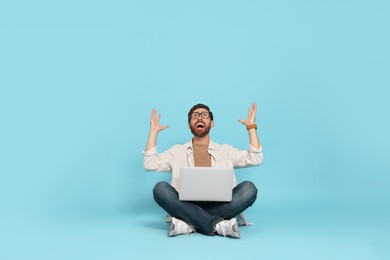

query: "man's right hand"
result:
(145, 109), (169, 152)
(150, 109), (169, 133)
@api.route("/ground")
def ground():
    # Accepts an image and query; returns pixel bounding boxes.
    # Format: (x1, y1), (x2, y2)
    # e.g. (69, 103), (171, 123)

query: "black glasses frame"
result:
(191, 112), (210, 119)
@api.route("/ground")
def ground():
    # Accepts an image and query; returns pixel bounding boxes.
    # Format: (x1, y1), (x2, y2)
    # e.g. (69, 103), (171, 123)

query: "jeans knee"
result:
(153, 181), (169, 196)
(241, 181), (258, 200)
(153, 181), (174, 204)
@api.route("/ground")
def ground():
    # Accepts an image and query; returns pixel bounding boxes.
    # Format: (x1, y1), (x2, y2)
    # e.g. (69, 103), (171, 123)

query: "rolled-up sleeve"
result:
(231, 144), (263, 168)
(248, 144), (262, 154)
(143, 147), (172, 172)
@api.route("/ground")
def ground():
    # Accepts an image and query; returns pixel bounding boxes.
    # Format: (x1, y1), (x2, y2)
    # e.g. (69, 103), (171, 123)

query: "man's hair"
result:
(188, 103), (214, 122)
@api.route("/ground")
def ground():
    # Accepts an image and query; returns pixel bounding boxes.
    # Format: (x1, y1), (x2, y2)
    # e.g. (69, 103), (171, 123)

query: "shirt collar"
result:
(186, 139), (216, 152)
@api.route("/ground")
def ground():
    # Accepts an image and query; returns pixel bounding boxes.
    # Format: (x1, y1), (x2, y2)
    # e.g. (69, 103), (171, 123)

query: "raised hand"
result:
(150, 109), (169, 133)
(238, 103), (257, 126)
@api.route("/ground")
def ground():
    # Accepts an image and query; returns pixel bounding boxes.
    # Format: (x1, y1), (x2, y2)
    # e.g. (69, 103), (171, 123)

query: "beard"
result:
(190, 121), (212, 137)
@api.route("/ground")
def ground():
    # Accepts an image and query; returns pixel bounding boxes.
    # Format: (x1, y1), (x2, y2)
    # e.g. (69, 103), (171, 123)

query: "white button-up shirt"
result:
(143, 140), (263, 191)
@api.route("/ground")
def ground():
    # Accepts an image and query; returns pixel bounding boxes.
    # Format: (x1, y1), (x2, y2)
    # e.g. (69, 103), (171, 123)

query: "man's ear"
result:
(211, 121), (214, 128)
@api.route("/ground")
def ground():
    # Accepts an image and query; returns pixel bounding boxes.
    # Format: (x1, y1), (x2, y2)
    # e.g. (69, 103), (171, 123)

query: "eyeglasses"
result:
(191, 111), (210, 119)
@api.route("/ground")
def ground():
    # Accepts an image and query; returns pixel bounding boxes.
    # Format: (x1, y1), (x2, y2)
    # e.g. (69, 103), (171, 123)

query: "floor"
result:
(2, 200), (388, 260)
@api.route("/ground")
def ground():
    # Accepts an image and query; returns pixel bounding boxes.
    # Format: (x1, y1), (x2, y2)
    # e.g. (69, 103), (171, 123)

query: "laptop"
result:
(179, 167), (234, 202)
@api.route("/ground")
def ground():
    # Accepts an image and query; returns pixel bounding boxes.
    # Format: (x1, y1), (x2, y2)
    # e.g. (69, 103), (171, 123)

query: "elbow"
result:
(257, 153), (264, 165)
(251, 153), (263, 166)
(143, 163), (157, 171)
(143, 160), (155, 171)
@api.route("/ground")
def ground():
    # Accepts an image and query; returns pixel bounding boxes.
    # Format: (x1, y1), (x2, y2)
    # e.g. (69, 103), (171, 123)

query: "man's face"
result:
(189, 108), (214, 137)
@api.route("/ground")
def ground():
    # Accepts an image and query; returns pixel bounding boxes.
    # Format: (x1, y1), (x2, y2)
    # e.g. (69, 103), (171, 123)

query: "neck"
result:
(192, 135), (210, 145)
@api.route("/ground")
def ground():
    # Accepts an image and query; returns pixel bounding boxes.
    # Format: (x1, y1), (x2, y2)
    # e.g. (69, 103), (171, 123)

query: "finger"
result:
(151, 109), (156, 118)
(237, 119), (245, 125)
(157, 113), (161, 122)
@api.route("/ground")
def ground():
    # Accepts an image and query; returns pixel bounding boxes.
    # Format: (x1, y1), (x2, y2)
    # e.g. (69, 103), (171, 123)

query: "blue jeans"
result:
(153, 181), (258, 235)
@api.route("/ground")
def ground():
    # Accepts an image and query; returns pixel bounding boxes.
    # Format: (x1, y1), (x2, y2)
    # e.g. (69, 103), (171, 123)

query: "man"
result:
(143, 103), (263, 238)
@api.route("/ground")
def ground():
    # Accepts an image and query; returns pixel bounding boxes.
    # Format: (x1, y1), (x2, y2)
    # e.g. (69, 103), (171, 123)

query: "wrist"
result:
(149, 129), (159, 136)
(246, 124), (257, 130)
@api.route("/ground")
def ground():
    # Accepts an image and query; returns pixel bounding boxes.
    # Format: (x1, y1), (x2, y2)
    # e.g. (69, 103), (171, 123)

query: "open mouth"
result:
(196, 122), (205, 129)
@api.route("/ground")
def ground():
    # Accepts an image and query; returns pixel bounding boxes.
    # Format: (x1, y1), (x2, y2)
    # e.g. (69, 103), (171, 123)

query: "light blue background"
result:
(1, 1), (389, 259)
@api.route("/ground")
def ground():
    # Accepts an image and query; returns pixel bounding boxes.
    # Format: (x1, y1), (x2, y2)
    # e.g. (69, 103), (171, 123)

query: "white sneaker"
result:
(215, 218), (240, 238)
(169, 217), (195, 237)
